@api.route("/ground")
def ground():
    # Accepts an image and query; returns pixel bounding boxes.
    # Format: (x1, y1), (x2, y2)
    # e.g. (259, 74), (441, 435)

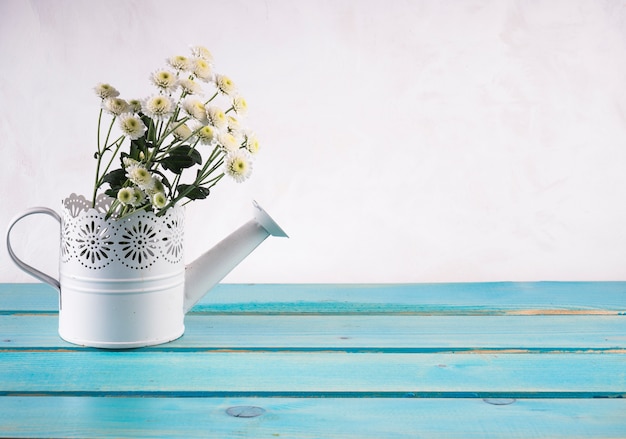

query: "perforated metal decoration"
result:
(61, 193), (184, 270)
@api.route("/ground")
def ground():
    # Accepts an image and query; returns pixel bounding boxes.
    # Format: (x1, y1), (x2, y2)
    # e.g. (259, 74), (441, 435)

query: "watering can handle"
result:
(6, 207), (62, 291)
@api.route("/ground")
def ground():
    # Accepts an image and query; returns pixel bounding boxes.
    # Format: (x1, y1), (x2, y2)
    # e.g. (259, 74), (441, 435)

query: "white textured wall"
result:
(2, 0), (626, 284)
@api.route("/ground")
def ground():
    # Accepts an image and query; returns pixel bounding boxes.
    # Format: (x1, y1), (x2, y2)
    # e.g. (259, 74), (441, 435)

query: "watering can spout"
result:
(183, 201), (288, 313)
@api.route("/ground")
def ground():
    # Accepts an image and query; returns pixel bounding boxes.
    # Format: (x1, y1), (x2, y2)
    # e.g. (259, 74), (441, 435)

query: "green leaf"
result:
(129, 137), (145, 157)
(175, 145), (202, 165)
(151, 170), (172, 194)
(102, 168), (127, 190)
(141, 114), (157, 143)
(159, 146), (202, 174)
(177, 184), (210, 200)
(104, 188), (118, 198)
(160, 155), (195, 174)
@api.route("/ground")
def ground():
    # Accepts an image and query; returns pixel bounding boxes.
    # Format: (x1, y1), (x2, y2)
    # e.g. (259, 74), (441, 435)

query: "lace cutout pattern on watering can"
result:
(61, 193), (184, 270)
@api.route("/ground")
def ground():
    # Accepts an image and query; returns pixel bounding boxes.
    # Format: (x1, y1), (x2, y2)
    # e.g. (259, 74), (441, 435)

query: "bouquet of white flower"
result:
(92, 45), (258, 219)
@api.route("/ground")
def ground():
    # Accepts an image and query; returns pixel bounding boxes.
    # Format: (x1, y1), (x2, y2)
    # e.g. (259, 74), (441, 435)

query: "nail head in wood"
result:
(226, 406), (266, 418)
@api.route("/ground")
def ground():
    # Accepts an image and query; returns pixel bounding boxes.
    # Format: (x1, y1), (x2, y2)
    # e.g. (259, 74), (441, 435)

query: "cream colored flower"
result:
(150, 70), (178, 92)
(103, 97), (129, 116)
(245, 133), (260, 155)
(196, 124), (217, 145)
(152, 178), (165, 194)
(132, 187), (146, 207)
(173, 123), (193, 141)
(215, 74), (236, 96)
(123, 157), (140, 168)
(117, 187), (137, 206)
(127, 99), (142, 113)
(190, 45), (213, 62)
(94, 83), (120, 99)
(152, 192), (167, 209)
(182, 97), (207, 122)
(218, 132), (239, 153)
(143, 95), (174, 120)
(179, 77), (202, 95)
(232, 96), (248, 115)
(225, 151), (252, 182)
(167, 55), (191, 72)
(227, 115), (240, 132)
(118, 113), (147, 140)
(126, 165), (154, 191)
(192, 58), (212, 81)
(206, 106), (227, 130)
(92, 45), (259, 216)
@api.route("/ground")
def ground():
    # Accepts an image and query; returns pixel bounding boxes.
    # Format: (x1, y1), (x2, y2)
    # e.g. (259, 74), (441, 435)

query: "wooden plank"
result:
(2, 282), (626, 314)
(197, 282), (626, 315)
(1, 352), (624, 397)
(1, 396), (625, 438)
(2, 314), (625, 351)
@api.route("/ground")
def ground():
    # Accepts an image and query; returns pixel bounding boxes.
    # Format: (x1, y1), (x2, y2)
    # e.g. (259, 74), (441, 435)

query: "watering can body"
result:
(6, 194), (287, 348)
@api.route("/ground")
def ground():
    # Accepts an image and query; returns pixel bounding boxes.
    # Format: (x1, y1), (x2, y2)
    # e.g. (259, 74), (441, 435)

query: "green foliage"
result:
(159, 145), (202, 174)
(90, 45), (257, 220)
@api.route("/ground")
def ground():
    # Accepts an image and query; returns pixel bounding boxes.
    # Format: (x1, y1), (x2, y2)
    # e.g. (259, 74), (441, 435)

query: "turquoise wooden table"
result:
(1, 282), (625, 438)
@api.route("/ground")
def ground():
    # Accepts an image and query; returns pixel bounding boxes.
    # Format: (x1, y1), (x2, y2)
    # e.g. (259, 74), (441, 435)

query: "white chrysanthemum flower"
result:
(215, 74), (236, 96)
(118, 113), (147, 140)
(127, 99), (142, 113)
(227, 115), (241, 133)
(178, 77), (202, 95)
(150, 70), (178, 92)
(143, 176), (164, 196)
(103, 97), (129, 116)
(152, 178), (165, 194)
(192, 58), (212, 81)
(218, 132), (239, 153)
(224, 151), (253, 183)
(117, 187), (137, 206)
(173, 123), (193, 141)
(126, 165), (154, 191)
(123, 157), (140, 168)
(182, 97), (207, 122)
(94, 83), (120, 99)
(195, 124), (217, 145)
(190, 45), (213, 62)
(143, 95), (174, 120)
(132, 187), (146, 207)
(206, 106), (227, 130)
(152, 192), (167, 209)
(232, 96), (248, 116)
(167, 55), (191, 72)
(245, 133), (260, 155)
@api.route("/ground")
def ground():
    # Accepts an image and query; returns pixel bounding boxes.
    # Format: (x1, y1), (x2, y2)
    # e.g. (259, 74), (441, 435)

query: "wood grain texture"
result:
(2, 314), (625, 350)
(2, 282), (625, 314)
(1, 282), (625, 437)
(1, 397), (625, 439)
(2, 351), (625, 397)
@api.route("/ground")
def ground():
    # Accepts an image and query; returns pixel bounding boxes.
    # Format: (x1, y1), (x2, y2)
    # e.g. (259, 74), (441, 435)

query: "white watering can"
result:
(6, 194), (288, 348)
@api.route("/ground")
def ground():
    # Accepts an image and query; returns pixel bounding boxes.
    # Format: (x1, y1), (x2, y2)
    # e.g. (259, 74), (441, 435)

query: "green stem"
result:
(96, 136), (125, 187)
(155, 116), (191, 149)
(198, 158), (224, 184)
(105, 199), (121, 220)
(103, 116), (116, 154)
(201, 172), (225, 187)
(92, 109), (104, 207)
(205, 92), (218, 104)
(92, 113), (117, 206)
